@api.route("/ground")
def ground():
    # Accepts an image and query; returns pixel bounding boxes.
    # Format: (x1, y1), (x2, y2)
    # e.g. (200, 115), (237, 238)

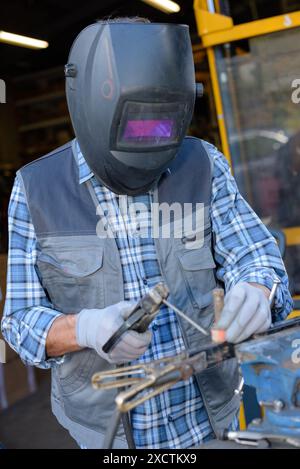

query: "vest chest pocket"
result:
(176, 245), (217, 311)
(36, 247), (105, 313)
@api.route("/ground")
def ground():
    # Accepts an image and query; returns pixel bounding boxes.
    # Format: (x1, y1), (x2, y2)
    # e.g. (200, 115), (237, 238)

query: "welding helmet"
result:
(65, 21), (197, 195)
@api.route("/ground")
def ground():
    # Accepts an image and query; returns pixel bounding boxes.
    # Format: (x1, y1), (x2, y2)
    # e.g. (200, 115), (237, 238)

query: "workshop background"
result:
(0, 0), (300, 449)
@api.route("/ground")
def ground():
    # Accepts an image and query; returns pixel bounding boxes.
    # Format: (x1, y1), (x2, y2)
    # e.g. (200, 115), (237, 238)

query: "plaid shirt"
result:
(2, 141), (293, 448)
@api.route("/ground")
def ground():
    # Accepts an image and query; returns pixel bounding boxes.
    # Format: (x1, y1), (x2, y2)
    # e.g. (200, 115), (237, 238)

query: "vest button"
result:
(167, 415), (173, 423)
(142, 277), (148, 285)
(152, 324), (158, 331)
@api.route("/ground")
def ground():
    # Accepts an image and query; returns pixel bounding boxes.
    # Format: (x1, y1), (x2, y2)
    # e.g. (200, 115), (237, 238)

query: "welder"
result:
(1, 17), (292, 449)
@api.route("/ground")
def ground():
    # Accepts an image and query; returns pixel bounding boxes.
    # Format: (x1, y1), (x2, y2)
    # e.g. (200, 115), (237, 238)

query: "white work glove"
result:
(76, 301), (152, 364)
(216, 282), (272, 343)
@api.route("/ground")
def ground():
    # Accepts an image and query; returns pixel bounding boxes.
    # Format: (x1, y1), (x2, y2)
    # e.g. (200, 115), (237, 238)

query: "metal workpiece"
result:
(92, 354), (187, 392)
(94, 314), (300, 448)
(223, 429), (300, 448)
(92, 341), (235, 413)
(93, 352), (207, 413)
(96, 276), (300, 448)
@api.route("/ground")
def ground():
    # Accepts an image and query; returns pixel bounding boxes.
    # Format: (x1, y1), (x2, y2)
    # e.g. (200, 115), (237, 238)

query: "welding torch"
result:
(103, 277), (281, 353)
(102, 281), (209, 355)
(96, 278), (281, 410)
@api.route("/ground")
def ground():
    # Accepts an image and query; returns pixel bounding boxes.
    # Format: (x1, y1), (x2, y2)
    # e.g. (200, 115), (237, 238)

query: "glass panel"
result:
(215, 28), (300, 295)
(285, 245), (300, 294)
(224, 0), (300, 24)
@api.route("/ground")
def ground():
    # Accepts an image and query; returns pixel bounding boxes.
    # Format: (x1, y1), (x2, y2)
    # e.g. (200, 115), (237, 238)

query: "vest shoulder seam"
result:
(18, 140), (73, 172)
(199, 139), (215, 176)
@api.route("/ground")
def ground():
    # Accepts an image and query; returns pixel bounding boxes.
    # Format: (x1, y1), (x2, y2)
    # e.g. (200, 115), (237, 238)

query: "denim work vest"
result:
(18, 137), (240, 448)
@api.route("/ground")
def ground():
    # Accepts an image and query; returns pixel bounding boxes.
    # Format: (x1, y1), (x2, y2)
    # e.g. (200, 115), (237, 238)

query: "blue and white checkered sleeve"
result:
(1, 175), (64, 368)
(208, 142), (293, 321)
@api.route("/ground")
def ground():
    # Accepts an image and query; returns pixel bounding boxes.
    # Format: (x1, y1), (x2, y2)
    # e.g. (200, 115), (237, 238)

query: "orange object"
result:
(211, 327), (226, 344)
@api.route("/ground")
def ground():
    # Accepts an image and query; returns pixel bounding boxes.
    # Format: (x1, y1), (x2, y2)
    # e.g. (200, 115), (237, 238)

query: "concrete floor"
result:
(0, 377), (78, 449)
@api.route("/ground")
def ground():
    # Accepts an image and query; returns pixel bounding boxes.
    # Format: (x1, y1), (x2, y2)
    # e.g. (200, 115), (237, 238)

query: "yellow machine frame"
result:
(193, 0), (300, 271)
(193, 0), (300, 428)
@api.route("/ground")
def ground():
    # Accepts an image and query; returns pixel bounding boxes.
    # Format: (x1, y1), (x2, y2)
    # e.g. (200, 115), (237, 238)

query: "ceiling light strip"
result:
(0, 31), (48, 49)
(141, 0), (181, 14)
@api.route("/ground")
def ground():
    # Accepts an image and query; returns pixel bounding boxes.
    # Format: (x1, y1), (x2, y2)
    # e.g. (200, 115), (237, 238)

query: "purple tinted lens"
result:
(124, 120), (173, 139)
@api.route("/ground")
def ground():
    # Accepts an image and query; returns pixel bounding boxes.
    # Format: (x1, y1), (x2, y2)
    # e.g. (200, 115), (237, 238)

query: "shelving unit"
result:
(13, 66), (74, 165)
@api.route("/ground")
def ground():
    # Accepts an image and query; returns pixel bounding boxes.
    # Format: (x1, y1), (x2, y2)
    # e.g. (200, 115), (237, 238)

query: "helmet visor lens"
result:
(115, 101), (186, 150)
(123, 119), (174, 139)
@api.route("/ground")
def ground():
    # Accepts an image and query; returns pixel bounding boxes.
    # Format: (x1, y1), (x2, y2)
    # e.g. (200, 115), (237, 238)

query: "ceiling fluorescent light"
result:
(141, 0), (181, 14)
(0, 31), (48, 49)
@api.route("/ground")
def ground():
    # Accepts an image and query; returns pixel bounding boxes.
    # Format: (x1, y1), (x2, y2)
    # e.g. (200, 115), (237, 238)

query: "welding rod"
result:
(212, 288), (224, 323)
(211, 288), (226, 343)
(162, 299), (209, 336)
(211, 279), (281, 344)
(155, 281), (280, 343)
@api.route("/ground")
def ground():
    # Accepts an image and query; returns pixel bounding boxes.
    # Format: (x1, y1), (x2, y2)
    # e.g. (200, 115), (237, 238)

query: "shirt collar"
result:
(73, 138), (165, 195)
(74, 139), (94, 184)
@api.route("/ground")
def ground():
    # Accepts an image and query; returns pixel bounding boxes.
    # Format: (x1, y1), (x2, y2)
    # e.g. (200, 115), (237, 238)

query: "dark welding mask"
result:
(65, 21), (198, 195)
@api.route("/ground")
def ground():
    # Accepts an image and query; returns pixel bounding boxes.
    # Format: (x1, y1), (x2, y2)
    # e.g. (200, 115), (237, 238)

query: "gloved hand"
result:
(76, 301), (152, 363)
(216, 282), (271, 343)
